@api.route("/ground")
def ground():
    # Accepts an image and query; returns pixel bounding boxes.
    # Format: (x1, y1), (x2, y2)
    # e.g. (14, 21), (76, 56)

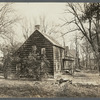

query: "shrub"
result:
(3, 48), (50, 80)
(3, 53), (13, 79)
(23, 52), (50, 80)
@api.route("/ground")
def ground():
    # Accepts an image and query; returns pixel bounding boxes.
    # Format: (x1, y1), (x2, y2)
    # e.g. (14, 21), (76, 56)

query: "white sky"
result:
(12, 3), (76, 45)
(0, 3), (82, 57)
(14, 3), (65, 22)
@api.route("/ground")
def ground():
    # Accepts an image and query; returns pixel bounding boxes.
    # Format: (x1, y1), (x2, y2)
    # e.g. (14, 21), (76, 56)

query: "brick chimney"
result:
(65, 46), (69, 56)
(35, 25), (40, 30)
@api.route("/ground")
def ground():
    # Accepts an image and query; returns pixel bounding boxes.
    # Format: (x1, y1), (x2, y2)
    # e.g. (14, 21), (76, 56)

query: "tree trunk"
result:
(98, 52), (100, 75)
(96, 3), (100, 75)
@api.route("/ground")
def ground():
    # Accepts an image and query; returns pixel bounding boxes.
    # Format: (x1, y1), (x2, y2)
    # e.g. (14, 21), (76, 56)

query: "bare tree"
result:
(80, 38), (93, 69)
(0, 3), (20, 54)
(39, 15), (62, 36)
(63, 3), (95, 52)
(63, 3), (100, 74)
(0, 3), (19, 37)
(75, 34), (80, 69)
(20, 18), (34, 40)
(21, 15), (63, 43)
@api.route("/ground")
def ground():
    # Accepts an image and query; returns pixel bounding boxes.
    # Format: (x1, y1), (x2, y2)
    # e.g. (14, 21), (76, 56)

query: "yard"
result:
(0, 70), (100, 97)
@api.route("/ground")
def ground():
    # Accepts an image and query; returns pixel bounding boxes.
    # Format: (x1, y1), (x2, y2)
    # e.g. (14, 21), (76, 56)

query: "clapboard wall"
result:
(53, 46), (64, 75)
(14, 30), (54, 75)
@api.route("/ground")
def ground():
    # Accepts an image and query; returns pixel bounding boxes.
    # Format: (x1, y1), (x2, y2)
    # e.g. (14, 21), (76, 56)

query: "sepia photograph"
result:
(0, 2), (100, 97)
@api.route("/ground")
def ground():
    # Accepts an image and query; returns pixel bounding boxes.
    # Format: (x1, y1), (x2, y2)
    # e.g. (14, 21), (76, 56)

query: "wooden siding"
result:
(13, 30), (54, 75)
(53, 46), (64, 75)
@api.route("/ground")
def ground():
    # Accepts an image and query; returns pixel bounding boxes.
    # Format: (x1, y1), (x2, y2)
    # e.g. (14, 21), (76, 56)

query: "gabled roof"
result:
(35, 30), (64, 49)
(14, 30), (64, 55)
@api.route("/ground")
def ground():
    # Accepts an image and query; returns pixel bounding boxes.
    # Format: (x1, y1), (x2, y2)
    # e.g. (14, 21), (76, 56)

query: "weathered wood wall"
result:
(53, 46), (64, 75)
(13, 30), (54, 75)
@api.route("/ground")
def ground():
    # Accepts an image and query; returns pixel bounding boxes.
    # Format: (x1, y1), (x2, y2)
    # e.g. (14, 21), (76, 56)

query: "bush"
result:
(23, 52), (50, 80)
(3, 53), (12, 79)
(0, 62), (3, 71)
(3, 48), (50, 80)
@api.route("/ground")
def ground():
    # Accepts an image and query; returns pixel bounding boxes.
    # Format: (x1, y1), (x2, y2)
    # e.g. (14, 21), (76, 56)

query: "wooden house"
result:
(13, 26), (64, 77)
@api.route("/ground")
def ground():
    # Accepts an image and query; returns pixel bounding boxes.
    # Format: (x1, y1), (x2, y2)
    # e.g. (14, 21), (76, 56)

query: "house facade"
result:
(13, 29), (64, 77)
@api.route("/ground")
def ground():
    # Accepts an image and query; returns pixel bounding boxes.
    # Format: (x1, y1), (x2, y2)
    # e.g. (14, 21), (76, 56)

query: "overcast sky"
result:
(13, 3), (77, 44)
(13, 3), (66, 23)
(0, 3), (81, 57)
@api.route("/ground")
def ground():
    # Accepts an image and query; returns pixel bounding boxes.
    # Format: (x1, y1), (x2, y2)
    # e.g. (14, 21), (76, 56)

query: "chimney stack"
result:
(35, 25), (40, 30)
(65, 46), (69, 56)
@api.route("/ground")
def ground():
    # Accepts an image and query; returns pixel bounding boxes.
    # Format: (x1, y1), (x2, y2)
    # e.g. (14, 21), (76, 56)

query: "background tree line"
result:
(61, 3), (100, 73)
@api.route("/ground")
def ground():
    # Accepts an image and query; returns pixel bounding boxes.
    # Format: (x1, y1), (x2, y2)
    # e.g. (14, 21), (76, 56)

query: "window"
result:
(32, 45), (37, 52)
(41, 48), (46, 55)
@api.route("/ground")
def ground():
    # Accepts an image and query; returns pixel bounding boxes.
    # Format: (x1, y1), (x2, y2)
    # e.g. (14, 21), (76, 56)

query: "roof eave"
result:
(53, 45), (65, 49)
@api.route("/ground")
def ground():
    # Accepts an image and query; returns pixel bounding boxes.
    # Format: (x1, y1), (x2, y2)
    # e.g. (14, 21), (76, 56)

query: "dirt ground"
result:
(0, 70), (100, 97)
(55, 70), (100, 85)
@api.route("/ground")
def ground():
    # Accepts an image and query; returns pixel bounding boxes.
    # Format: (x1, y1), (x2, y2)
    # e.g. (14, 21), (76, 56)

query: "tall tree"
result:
(0, 3), (19, 37)
(21, 18), (34, 40)
(21, 15), (63, 42)
(0, 3), (20, 55)
(64, 3), (100, 74)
